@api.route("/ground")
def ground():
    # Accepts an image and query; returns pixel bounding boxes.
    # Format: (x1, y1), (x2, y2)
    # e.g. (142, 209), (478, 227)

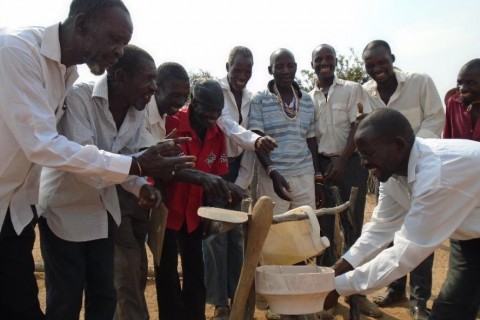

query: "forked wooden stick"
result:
(229, 196), (274, 320)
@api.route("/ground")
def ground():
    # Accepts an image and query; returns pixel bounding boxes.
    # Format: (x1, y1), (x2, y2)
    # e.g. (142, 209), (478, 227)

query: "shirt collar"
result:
(406, 137), (420, 184)
(313, 75), (344, 93)
(40, 23), (62, 64)
(92, 74), (109, 102)
(219, 76), (252, 102)
(366, 68), (405, 96)
(147, 96), (165, 126)
(177, 106), (220, 139)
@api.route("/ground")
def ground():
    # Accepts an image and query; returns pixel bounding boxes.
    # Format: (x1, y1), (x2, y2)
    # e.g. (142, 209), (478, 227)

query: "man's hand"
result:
(315, 183), (326, 208)
(138, 184), (161, 208)
(270, 170), (292, 201)
(255, 136), (278, 155)
(323, 290), (340, 310)
(324, 157), (347, 184)
(200, 173), (231, 202)
(136, 138), (196, 179)
(227, 182), (248, 205)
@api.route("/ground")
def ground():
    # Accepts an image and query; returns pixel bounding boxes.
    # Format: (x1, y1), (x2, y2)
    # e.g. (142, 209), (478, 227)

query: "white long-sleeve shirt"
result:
(38, 76), (148, 242)
(0, 24), (132, 235)
(363, 69), (445, 138)
(216, 76), (259, 189)
(335, 138), (480, 296)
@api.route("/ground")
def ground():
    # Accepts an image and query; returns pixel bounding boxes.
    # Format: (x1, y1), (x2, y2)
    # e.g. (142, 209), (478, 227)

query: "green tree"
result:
(295, 48), (369, 92)
(188, 69), (213, 86)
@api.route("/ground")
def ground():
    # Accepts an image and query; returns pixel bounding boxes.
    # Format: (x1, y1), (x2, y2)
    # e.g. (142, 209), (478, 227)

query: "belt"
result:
(319, 152), (359, 159)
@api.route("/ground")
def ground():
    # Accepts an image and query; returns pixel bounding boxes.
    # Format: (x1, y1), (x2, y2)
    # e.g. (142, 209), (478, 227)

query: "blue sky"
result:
(1, 0), (478, 100)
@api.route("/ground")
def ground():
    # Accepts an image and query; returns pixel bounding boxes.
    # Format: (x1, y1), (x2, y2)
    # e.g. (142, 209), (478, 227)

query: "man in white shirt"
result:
(362, 40), (445, 319)
(38, 44), (162, 320)
(309, 44), (381, 319)
(0, 1), (193, 318)
(203, 46), (276, 319)
(114, 61), (191, 320)
(325, 108), (480, 320)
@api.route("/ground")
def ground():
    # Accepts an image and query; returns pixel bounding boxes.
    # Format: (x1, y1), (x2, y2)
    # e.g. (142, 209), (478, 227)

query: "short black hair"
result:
(311, 44), (336, 60)
(363, 40), (392, 56)
(462, 59), (480, 73)
(156, 62), (189, 87)
(106, 44), (154, 80)
(357, 108), (414, 144)
(269, 48), (295, 67)
(227, 46), (253, 66)
(67, 0), (129, 22)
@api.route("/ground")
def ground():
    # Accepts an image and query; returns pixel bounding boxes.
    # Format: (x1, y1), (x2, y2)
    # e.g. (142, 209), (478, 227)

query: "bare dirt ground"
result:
(33, 194), (460, 319)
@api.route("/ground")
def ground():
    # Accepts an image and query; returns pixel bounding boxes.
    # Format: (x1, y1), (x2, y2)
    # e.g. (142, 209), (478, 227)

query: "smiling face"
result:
(355, 126), (402, 183)
(363, 46), (395, 85)
(457, 63), (480, 107)
(269, 50), (297, 89)
(311, 45), (337, 80)
(191, 101), (223, 129)
(155, 79), (190, 116)
(227, 54), (253, 94)
(82, 6), (133, 75)
(122, 58), (158, 111)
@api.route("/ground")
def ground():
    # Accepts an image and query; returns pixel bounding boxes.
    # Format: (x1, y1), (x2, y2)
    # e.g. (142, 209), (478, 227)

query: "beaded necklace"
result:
(273, 84), (300, 120)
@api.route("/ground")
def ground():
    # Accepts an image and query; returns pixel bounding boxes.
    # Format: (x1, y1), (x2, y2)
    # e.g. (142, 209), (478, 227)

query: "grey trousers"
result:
(114, 186), (150, 320)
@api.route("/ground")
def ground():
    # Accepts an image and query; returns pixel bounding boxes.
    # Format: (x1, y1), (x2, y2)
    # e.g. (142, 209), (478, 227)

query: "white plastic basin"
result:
(255, 265), (335, 315)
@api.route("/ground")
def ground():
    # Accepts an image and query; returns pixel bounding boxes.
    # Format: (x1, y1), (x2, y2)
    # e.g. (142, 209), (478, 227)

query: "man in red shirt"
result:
(155, 79), (244, 320)
(444, 59), (480, 141)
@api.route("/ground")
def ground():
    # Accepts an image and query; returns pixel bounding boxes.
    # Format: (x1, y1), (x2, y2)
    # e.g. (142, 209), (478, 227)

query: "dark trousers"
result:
(114, 186), (150, 320)
(317, 153), (369, 266)
(388, 252), (434, 308)
(429, 238), (480, 320)
(155, 224), (206, 320)
(0, 209), (44, 320)
(39, 216), (116, 320)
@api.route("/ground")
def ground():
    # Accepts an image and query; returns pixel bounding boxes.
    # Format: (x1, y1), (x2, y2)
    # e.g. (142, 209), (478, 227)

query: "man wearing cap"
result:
(155, 79), (245, 320)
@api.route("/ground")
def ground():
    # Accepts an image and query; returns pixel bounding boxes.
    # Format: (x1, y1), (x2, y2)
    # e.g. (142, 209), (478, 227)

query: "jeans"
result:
(39, 216), (116, 320)
(317, 153), (369, 266)
(155, 225), (206, 320)
(429, 238), (480, 320)
(203, 225), (244, 306)
(0, 209), (44, 320)
(202, 155), (244, 307)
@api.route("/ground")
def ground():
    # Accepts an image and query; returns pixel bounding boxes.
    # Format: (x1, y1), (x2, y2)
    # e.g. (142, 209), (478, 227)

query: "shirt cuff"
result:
(105, 154), (132, 183)
(335, 273), (355, 296)
(342, 248), (364, 268)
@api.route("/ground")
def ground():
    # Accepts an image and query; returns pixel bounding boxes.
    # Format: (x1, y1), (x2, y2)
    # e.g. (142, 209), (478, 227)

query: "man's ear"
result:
(115, 69), (126, 83)
(268, 66), (273, 75)
(393, 135), (408, 152)
(226, 62), (230, 73)
(391, 53), (396, 63)
(74, 13), (89, 37)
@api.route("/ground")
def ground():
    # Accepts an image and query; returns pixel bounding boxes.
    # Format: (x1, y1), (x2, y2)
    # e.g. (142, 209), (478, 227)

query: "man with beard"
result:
(203, 46), (277, 320)
(324, 108), (480, 320)
(362, 40), (445, 320)
(0, 1), (193, 318)
(444, 59), (480, 141)
(38, 44), (164, 320)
